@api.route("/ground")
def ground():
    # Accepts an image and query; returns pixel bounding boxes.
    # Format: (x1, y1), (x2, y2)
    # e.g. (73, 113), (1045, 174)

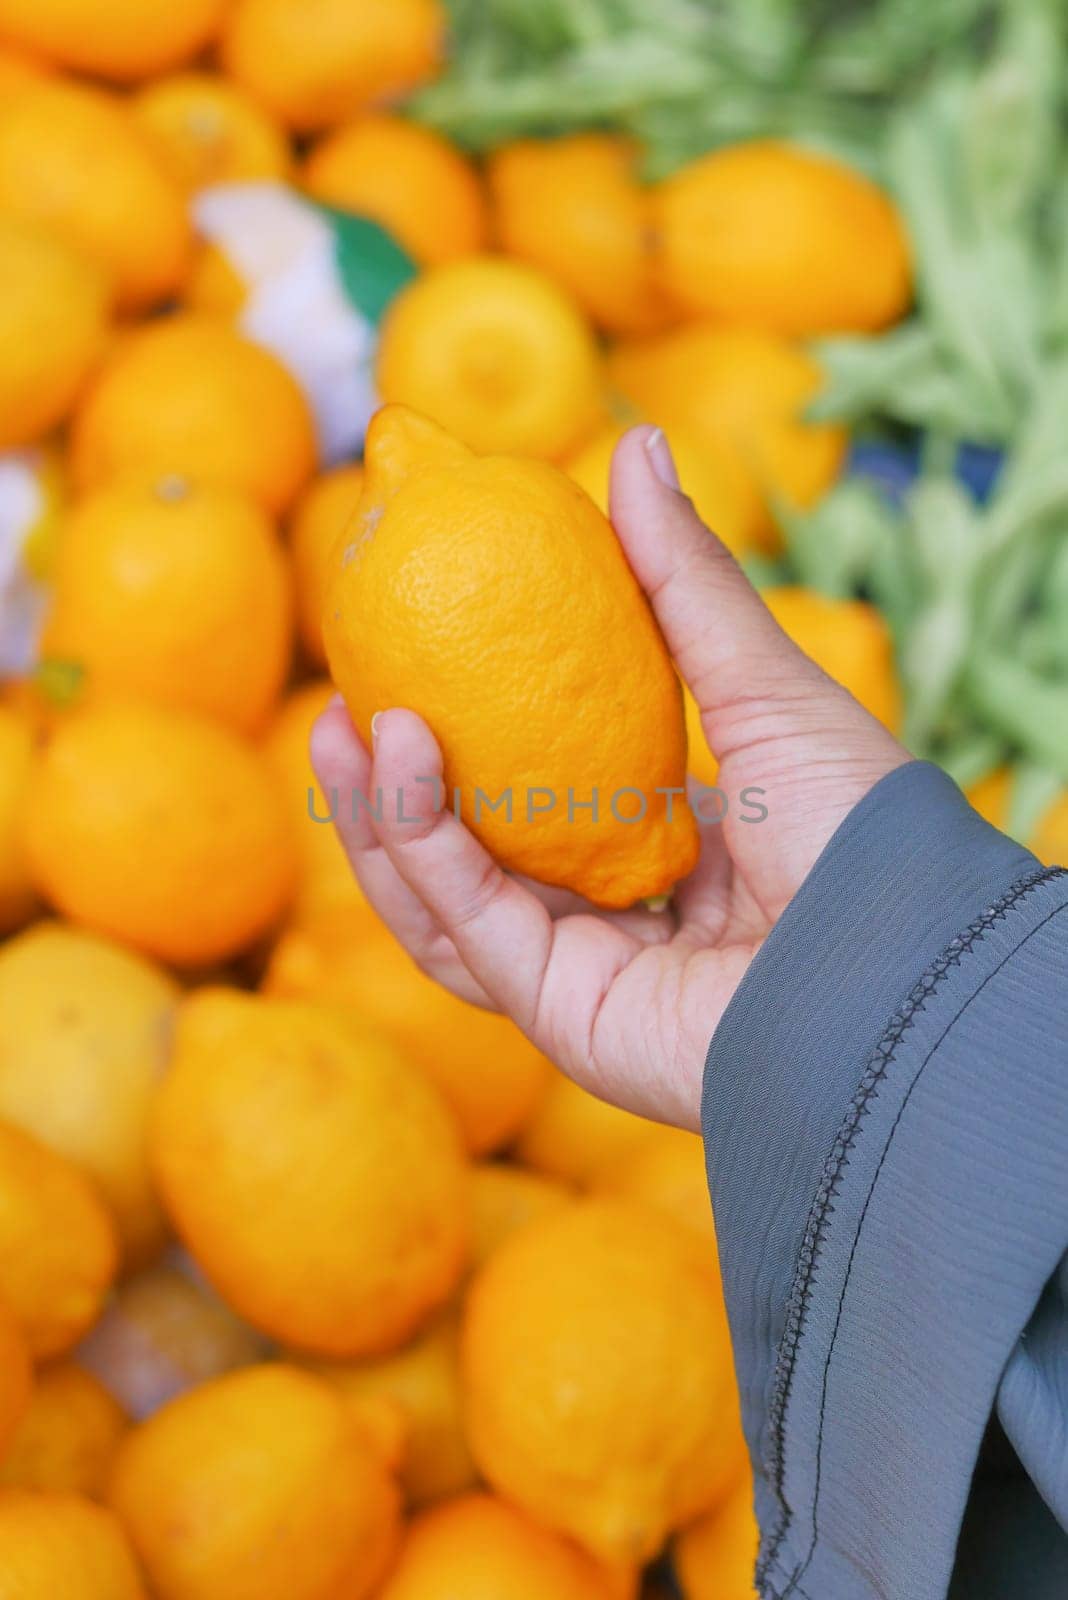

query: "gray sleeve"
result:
(700, 759), (1068, 1600)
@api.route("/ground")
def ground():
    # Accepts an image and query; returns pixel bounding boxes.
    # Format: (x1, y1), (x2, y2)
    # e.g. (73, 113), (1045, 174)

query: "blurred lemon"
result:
(0, 80), (189, 313)
(221, 0), (446, 132)
(592, 1125), (716, 1250)
(0, 924), (177, 1268)
(489, 133), (672, 336)
(609, 325), (846, 552)
(152, 989), (469, 1357)
(516, 1070), (660, 1188)
(42, 475), (292, 736)
(653, 140), (910, 336)
(309, 1308), (477, 1508)
(0, 1491), (145, 1598)
(304, 114), (487, 266)
(0, 1365), (127, 1499)
(377, 256), (605, 460)
(109, 1364), (400, 1600)
(680, 587), (902, 793)
(966, 770), (1068, 868)
(0, 1301), (32, 1462)
(0, 0), (227, 83)
(1030, 793), (1068, 866)
(763, 586), (903, 733)
(463, 1198), (745, 1563)
(378, 1492), (637, 1600)
(469, 1161), (573, 1272)
(23, 704), (296, 968)
(965, 769), (1012, 831)
(0, 44), (52, 99)
(0, 1120), (117, 1359)
(0, 705), (37, 936)
(0, 216), (109, 451)
(72, 314), (317, 517)
(674, 1477), (760, 1600)
(564, 420), (763, 559)
(265, 913), (550, 1157)
(132, 72), (292, 192)
(287, 464), (364, 668)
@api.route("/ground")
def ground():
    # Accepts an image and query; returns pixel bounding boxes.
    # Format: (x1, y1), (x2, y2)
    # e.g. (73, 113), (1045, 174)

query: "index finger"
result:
(366, 707), (647, 1068)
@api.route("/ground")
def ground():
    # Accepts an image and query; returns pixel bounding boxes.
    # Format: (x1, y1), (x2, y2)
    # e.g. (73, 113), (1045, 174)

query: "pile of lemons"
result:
(0, 2), (963, 1595)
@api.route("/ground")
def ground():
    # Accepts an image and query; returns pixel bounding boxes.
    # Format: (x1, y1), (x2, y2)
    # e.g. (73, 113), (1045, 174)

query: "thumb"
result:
(609, 424), (851, 759)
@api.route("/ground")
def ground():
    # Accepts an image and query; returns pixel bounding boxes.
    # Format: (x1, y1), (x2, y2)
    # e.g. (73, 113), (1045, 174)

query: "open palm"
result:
(312, 427), (906, 1130)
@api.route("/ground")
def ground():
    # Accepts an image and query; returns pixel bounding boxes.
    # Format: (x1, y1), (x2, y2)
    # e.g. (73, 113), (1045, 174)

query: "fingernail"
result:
(645, 427), (680, 490)
(370, 712), (382, 743)
(328, 692), (344, 710)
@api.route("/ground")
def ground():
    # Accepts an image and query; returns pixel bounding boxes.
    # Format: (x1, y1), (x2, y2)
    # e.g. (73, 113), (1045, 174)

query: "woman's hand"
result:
(312, 426), (908, 1131)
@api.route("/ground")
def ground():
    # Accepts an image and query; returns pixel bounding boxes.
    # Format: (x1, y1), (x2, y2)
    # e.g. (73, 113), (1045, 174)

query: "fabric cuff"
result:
(701, 759), (1059, 1596)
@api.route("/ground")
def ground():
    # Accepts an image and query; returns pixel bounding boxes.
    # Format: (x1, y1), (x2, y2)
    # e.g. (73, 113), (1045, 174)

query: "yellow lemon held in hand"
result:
(152, 990), (469, 1357)
(609, 326), (847, 552)
(131, 72), (292, 192)
(222, 0), (446, 133)
(0, 1302), (32, 1461)
(23, 705), (296, 968)
(0, 1365), (127, 1499)
(0, 217), (110, 451)
(674, 1477), (760, 1600)
(0, 1121), (118, 1359)
(488, 133), (673, 337)
(304, 115), (487, 267)
(0, 706), (37, 936)
(376, 260), (604, 460)
(79, 1258), (269, 1421)
(653, 140), (910, 336)
(322, 406), (698, 908)
(463, 1198), (744, 1563)
(763, 586), (903, 733)
(377, 1492), (637, 1600)
(0, 924), (177, 1270)
(515, 1069), (660, 1188)
(182, 242), (250, 316)
(564, 420), (763, 560)
(0, 1492), (145, 1599)
(309, 1308), (476, 1508)
(288, 465), (364, 668)
(42, 475), (292, 736)
(469, 1161), (573, 1272)
(264, 681), (372, 923)
(264, 913), (550, 1156)
(0, 0), (226, 83)
(72, 315), (317, 517)
(0, 80), (189, 314)
(109, 1364), (400, 1600)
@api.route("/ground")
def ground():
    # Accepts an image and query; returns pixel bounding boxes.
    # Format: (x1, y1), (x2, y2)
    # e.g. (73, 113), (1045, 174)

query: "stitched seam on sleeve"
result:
(782, 895), (1068, 1598)
(755, 864), (1067, 1596)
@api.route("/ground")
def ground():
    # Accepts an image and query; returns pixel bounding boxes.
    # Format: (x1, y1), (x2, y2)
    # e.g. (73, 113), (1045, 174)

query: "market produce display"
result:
(0, 0), (1064, 1596)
